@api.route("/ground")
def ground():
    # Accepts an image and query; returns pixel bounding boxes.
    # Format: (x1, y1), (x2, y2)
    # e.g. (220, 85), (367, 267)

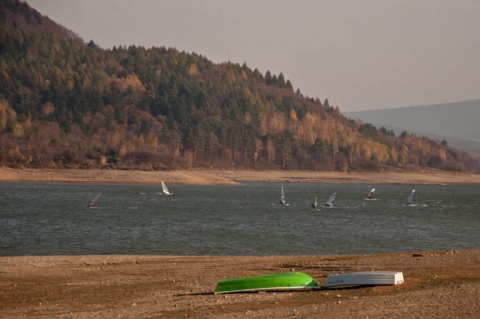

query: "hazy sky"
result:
(26, 0), (480, 112)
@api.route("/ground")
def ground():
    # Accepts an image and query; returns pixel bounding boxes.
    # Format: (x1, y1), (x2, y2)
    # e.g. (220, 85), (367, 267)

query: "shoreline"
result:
(1, 167), (480, 185)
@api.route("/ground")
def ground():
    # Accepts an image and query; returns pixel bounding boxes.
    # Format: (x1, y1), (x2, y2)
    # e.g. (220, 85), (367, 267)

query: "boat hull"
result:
(215, 272), (318, 294)
(322, 271), (404, 288)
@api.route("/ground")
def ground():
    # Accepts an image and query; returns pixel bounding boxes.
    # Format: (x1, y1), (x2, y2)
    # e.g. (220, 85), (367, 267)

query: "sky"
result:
(26, 0), (480, 112)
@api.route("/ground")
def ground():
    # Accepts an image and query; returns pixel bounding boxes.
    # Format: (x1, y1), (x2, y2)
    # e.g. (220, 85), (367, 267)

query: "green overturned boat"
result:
(215, 272), (318, 294)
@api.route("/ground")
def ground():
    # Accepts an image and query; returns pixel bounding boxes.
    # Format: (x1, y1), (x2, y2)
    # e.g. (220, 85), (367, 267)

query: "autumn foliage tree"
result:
(0, 0), (477, 172)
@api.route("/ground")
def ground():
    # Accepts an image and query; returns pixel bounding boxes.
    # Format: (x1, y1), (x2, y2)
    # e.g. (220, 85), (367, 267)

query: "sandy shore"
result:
(1, 167), (480, 185)
(1, 250), (479, 318)
(1, 168), (479, 318)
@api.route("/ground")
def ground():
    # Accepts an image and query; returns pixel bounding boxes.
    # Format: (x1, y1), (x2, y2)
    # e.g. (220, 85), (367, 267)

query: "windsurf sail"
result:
(324, 192), (337, 207)
(161, 181), (173, 195)
(280, 186), (289, 206)
(311, 195), (318, 209)
(406, 189), (416, 205)
(88, 192), (102, 208)
(366, 187), (376, 199)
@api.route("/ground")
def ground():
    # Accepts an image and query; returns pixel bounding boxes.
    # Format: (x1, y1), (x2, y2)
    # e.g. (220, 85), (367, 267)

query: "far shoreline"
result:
(1, 167), (480, 185)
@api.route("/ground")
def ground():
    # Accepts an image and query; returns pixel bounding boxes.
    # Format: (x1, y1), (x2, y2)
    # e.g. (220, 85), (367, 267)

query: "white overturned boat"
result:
(322, 271), (404, 288)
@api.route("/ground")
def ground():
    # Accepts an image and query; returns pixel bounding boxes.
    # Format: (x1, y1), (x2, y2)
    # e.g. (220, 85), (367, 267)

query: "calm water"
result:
(0, 182), (479, 256)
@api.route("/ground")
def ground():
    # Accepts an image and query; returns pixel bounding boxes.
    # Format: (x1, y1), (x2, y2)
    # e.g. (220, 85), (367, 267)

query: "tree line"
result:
(0, 0), (477, 172)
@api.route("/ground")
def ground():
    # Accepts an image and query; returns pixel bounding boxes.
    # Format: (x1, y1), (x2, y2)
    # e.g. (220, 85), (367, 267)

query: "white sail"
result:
(366, 187), (376, 199)
(280, 187), (289, 206)
(161, 181), (173, 195)
(406, 189), (416, 205)
(311, 195), (318, 209)
(88, 192), (102, 208)
(324, 192), (337, 207)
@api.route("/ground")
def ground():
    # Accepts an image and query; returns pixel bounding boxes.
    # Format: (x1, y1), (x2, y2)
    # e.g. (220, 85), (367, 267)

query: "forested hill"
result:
(0, 1), (478, 172)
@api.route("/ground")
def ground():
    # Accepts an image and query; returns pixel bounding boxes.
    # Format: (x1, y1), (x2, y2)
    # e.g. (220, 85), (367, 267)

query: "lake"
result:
(0, 182), (479, 256)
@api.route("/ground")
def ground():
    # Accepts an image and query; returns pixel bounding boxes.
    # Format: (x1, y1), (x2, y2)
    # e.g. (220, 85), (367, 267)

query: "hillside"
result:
(0, 0), (478, 172)
(345, 100), (480, 161)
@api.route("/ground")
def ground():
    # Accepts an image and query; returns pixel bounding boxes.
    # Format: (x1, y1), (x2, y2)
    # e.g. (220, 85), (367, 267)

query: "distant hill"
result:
(0, 0), (478, 172)
(345, 100), (480, 161)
